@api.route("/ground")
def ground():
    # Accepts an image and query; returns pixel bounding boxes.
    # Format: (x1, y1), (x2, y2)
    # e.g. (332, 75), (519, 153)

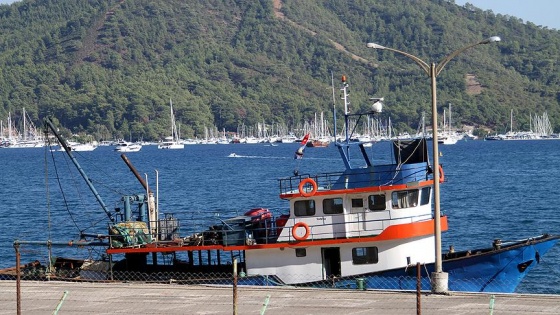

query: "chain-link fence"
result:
(2, 243), (559, 314)
(3, 260), (560, 294)
(2, 279), (560, 315)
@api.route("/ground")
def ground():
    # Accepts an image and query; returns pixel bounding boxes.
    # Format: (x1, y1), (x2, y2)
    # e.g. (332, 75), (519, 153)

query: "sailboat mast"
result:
(510, 108), (513, 133)
(23, 108), (27, 141)
(449, 103), (452, 134)
(170, 99), (175, 141)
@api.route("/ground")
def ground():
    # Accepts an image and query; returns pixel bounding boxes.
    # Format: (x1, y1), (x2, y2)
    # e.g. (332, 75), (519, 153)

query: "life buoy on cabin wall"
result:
(292, 222), (310, 241)
(438, 165), (445, 183)
(298, 178), (317, 197)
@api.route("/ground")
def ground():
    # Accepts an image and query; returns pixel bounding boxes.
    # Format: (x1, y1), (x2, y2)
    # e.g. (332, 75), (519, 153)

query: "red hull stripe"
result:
(107, 216), (448, 255)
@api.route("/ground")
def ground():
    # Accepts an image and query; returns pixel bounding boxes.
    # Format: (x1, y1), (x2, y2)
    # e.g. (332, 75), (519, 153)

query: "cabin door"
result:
(346, 196), (367, 237)
(321, 247), (341, 279)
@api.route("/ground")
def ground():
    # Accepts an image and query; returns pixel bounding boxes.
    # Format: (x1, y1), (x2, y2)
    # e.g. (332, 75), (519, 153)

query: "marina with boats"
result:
(485, 110), (557, 140)
(2, 104), (559, 148)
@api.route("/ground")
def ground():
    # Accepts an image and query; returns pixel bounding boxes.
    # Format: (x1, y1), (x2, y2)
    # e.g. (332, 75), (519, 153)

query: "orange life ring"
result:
(438, 165), (445, 183)
(292, 222), (310, 241)
(298, 178), (317, 197)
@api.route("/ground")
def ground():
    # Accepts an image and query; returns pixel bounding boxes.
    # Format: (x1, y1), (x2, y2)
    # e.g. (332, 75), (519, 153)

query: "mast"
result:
(8, 112), (13, 142)
(170, 98), (175, 142)
(510, 108), (513, 133)
(422, 112), (426, 137)
(335, 75), (381, 169)
(23, 108), (27, 141)
(331, 71), (337, 142)
(341, 75), (350, 145)
(449, 103), (452, 134)
(442, 108), (446, 134)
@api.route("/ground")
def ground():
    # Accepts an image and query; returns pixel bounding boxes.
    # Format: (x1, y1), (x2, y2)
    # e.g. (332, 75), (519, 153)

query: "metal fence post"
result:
(14, 242), (21, 315)
(233, 258), (238, 315)
(416, 262), (421, 315)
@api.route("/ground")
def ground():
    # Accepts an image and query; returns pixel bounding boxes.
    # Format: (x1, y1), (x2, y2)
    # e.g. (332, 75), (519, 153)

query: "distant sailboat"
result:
(438, 104), (460, 145)
(158, 99), (185, 150)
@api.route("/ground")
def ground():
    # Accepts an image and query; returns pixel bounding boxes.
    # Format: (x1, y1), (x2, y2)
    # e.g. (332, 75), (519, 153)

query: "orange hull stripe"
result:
(107, 216), (448, 254)
(281, 180), (435, 199)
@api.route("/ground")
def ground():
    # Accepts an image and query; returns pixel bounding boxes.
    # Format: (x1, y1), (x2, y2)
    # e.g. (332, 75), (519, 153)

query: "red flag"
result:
(294, 133), (310, 159)
(300, 133), (310, 146)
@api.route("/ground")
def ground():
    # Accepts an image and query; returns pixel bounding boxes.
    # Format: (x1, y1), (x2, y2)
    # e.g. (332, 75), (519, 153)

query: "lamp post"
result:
(367, 36), (501, 293)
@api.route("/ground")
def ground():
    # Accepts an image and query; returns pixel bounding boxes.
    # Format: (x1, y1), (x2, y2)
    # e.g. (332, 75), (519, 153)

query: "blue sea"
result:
(1, 139), (559, 293)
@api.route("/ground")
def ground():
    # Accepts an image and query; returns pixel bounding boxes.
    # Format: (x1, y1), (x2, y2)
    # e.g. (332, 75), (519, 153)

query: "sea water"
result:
(0, 139), (558, 293)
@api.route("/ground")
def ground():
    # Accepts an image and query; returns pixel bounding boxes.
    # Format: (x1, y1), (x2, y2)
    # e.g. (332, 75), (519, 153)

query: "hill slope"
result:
(0, 0), (558, 140)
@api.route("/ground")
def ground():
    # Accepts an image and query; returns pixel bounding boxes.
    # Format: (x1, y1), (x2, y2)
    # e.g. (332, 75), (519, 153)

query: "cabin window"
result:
(294, 200), (316, 216)
(352, 247), (378, 264)
(295, 248), (306, 257)
(420, 187), (431, 205)
(351, 198), (363, 208)
(391, 190), (419, 209)
(323, 198), (344, 214)
(368, 194), (386, 211)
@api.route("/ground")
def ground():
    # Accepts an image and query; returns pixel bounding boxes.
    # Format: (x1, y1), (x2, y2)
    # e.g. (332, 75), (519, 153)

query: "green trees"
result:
(0, 0), (558, 140)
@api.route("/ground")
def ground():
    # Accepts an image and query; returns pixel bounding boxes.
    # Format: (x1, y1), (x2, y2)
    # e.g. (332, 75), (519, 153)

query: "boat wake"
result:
(227, 153), (296, 159)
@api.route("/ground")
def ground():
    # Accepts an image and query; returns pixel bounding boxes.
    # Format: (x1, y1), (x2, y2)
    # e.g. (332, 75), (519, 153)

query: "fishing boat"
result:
(7, 77), (559, 294)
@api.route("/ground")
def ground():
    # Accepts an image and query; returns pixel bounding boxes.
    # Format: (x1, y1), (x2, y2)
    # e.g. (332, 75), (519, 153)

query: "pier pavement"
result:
(1, 280), (559, 314)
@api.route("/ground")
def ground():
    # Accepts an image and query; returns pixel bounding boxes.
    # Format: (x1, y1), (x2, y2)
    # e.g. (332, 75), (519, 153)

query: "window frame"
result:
(368, 194), (386, 211)
(295, 248), (306, 257)
(294, 200), (316, 217)
(352, 246), (379, 264)
(420, 187), (431, 205)
(391, 189), (420, 209)
(323, 198), (344, 215)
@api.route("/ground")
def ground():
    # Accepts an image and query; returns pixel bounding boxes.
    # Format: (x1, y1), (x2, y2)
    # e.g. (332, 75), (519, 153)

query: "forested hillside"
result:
(0, 0), (558, 140)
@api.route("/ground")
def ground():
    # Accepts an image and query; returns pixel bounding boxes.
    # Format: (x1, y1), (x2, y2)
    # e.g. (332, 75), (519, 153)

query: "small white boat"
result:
(114, 140), (142, 152)
(58, 141), (97, 152)
(280, 134), (298, 143)
(439, 135), (459, 145)
(158, 137), (185, 149)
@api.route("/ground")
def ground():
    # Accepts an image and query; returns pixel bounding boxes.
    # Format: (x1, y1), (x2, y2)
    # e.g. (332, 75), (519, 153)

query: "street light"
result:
(367, 36), (501, 293)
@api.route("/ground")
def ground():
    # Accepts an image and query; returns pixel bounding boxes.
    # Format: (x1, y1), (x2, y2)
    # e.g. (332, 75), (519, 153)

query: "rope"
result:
(47, 144), (82, 232)
(384, 139), (427, 185)
(44, 137), (52, 242)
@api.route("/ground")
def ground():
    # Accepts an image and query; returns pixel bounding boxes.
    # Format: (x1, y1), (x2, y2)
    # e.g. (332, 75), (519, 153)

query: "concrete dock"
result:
(1, 280), (559, 314)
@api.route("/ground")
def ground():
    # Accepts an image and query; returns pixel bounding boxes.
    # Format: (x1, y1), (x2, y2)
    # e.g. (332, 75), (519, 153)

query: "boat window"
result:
(323, 198), (343, 214)
(351, 198), (363, 208)
(294, 200), (316, 216)
(391, 190), (419, 209)
(352, 247), (378, 264)
(295, 248), (306, 257)
(368, 194), (386, 211)
(420, 187), (431, 205)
